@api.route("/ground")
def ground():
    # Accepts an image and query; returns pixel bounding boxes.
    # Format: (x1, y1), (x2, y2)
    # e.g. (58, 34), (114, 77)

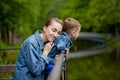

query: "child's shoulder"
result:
(57, 32), (67, 40)
(60, 31), (69, 37)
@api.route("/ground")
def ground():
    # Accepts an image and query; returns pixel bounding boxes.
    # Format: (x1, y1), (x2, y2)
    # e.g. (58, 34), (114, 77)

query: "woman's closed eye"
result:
(52, 28), (57, 32)
(57, 31), (61, 35)
(52, 28), (61, 35)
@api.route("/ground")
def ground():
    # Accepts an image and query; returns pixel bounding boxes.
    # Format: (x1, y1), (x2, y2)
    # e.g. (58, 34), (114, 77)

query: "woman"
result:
(13, 18), (63, 80)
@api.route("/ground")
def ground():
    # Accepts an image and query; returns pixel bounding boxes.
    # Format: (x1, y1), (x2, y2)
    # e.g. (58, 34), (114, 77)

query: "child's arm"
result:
(54, 38), (67, 51)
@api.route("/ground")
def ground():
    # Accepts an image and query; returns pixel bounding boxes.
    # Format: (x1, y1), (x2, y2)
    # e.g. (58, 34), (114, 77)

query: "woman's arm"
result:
(24, 42), (54, 76)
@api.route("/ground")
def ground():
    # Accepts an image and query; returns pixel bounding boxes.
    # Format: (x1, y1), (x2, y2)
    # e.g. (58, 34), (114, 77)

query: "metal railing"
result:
(0, 49), (67, 80)
(47, 51), (67, 80)
(0, 48), (20, 51)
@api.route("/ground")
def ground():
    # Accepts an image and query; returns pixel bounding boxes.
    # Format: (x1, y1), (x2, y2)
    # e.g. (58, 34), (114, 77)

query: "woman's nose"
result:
(54, 32), (59, 38)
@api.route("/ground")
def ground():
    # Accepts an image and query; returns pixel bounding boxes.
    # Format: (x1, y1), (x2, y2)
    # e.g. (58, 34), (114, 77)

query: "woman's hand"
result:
(43, 42), (54, 56)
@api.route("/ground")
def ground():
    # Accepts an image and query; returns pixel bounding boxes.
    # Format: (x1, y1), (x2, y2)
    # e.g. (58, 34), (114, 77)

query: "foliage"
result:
(0, 41), (7, 48)
(60, 0), (120, 32)
(106, 38), (120, 48)
(60, 0), (91, 30)
(0, 0), (66, 45)
(70, 38), (103, 52)
(0, 50), (18, 65)
(67, 53), (120, 80)
(0, 0), (120, 79)
(86, 0), (120, 32)
(0, 0), (120, 45)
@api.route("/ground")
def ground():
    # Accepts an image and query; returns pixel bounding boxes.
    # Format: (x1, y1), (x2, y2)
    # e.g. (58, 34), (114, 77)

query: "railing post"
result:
(63, 55), (67, 80)
(47, 51), (65, 80)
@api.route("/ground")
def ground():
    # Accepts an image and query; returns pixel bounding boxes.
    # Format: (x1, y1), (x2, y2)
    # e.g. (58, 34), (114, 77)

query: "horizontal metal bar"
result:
(0, 64), (15, 73)
(0, 48), (20, 51)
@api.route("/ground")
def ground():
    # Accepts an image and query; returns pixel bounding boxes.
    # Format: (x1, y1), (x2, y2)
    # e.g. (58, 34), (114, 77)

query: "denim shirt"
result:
(13, 30), (48, 80)
(48, 31), (72, 58)
(45, 32), (72, 76)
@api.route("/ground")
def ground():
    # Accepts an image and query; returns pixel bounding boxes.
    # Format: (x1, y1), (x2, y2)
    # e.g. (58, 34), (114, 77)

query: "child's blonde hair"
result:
(63, 17), (81, 33)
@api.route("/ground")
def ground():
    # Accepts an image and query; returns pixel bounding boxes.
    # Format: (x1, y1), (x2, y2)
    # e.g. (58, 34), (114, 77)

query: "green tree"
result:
(86, 0), (120, 32)
(60, 0), (120, 33)
(0, 0), (24, 44)
(0, 0), (41, 45)
(0, 0), (66, 45)
(59, 0), (91, 30)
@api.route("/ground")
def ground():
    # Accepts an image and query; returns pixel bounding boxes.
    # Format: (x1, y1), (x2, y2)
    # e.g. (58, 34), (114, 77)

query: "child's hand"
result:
(54, 54), (60, 61)
(65, 48), (69, 56)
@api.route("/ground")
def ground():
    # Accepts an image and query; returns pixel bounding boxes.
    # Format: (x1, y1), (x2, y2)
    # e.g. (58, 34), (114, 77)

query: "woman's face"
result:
(44, 21), (62, 42)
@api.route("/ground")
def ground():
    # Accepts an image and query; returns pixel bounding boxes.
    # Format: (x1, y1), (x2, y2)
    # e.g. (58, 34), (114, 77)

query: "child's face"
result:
(71, 27), (80, 40)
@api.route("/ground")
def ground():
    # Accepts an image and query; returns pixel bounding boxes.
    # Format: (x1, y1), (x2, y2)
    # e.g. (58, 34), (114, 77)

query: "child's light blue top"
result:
(45, 31), (72, 77)
(48, 31), (72, 58)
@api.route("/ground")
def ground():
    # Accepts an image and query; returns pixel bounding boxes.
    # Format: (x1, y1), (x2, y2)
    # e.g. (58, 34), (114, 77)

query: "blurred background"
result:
(0, 0), (120, 80)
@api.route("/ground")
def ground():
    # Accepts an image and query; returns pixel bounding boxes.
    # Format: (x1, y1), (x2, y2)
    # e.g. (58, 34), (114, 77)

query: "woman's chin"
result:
(49, 39), (54, 42)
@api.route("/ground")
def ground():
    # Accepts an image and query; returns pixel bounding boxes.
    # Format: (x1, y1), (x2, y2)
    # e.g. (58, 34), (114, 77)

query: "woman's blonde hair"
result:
(45, 18), (63, 27)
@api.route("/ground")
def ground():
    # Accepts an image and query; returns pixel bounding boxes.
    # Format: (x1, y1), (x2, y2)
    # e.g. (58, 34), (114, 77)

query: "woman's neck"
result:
(40, 32), (48, 43)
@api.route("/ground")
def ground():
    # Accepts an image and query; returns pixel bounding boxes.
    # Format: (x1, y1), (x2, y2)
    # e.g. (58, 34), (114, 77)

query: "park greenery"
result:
(0, 0), (120, 46)
(0, 0), (120, 79)
(67, 52), (120, 80)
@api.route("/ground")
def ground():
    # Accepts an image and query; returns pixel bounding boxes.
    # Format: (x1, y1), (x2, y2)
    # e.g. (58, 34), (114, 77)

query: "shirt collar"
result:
(34, 30), (44, 49)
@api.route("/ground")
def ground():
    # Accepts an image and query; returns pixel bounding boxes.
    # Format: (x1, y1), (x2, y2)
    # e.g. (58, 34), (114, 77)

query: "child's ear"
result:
(71, 31), (75, 37)
(72, 30), (76, 35)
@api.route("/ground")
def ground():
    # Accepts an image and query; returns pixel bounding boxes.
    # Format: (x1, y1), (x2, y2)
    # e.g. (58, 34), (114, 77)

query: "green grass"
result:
(67, 53), (120, 80)
(0, 50), (18, 78)
(0, 50), (18, 64)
